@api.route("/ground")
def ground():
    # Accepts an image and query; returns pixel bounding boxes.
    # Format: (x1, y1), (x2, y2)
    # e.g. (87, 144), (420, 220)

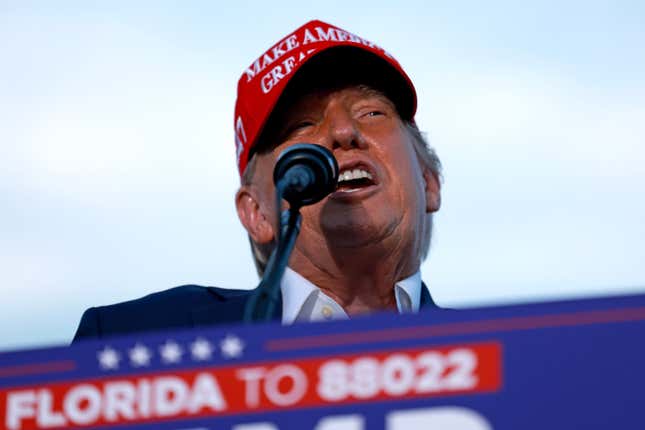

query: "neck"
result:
(288, 240), (420, 315)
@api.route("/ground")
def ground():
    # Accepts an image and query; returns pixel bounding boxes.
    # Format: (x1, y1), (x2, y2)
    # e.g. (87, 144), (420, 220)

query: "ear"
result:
(235, 186), (275, 245)
(423, 168), (441, 213)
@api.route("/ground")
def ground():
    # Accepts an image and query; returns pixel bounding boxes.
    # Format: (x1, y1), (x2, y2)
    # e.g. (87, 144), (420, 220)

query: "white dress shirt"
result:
(280, 267), (422, 324)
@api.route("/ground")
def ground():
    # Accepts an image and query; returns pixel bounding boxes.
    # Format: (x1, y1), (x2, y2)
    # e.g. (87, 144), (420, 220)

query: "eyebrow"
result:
(353, 84), (397, 106)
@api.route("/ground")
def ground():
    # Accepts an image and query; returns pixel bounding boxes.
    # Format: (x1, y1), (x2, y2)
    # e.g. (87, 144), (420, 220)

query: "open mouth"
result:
(334, 164), (378, 193)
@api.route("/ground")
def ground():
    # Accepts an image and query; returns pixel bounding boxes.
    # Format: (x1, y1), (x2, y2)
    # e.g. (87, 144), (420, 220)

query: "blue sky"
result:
(1, 1), (644, 350)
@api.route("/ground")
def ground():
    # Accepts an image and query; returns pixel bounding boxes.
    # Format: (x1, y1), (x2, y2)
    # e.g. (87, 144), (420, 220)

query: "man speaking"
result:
(73, 20), (442, 341)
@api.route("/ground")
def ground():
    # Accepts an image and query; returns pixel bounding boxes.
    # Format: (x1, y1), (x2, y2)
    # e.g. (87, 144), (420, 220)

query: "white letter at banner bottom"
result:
(387, 407), (492, 429)
(230, 407), (490, 430)
(232, 416), (364, 430)
(315, 414), (365, 430)
(233, 423), (278, 430)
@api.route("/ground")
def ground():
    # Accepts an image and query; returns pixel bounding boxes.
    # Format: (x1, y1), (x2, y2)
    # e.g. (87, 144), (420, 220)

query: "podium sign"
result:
(1, 293), (644, 429)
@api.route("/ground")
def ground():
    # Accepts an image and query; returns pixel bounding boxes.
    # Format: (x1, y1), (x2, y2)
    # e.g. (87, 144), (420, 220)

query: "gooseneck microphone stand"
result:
(242, 195), (302, 323)
(243, 144), (339, 323)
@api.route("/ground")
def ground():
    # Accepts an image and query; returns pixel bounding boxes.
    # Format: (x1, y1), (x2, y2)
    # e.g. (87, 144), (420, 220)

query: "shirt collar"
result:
(280, 267), (319, 324)
(394, 270), (422, 313)
(280, 267), (423, 324)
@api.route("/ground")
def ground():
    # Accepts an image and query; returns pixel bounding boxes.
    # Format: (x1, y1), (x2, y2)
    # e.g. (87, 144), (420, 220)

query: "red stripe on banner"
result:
(0, 342), (501, 430)
(265, 306), (645, 352)
(0, 362), (76, 379)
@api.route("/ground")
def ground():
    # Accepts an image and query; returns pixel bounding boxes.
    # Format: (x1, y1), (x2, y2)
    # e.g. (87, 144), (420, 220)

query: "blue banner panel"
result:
(1, 293), (644, 429)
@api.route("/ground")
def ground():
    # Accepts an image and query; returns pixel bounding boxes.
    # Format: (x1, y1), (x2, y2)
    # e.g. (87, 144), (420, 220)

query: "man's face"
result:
(237, 85), (440, 268)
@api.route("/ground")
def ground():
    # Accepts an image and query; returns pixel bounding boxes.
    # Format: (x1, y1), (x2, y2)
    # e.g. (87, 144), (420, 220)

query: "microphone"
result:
(273, 143), (339, 208)
(244, 144), (338, 323)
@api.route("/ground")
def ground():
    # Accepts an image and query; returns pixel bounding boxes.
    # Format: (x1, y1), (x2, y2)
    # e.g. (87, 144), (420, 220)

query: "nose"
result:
(323, 103), (367, 152)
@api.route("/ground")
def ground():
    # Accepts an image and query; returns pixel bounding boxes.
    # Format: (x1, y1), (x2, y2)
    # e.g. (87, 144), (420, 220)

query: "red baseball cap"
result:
(233, 19), (417, 177)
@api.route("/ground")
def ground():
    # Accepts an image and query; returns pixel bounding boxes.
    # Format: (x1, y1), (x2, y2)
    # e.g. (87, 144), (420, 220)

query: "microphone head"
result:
(273, 143), (339, 207)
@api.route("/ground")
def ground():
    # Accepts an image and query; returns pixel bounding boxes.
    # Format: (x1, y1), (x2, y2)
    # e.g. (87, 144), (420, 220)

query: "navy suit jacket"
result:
(72, 283), (439, 343)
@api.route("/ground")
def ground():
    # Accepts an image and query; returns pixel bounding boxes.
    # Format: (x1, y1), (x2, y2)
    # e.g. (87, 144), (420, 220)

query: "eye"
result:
(355, 103), (389, 119)
(286, 120), (315, 135)
(293, 120), (315, 129)
(359, 109), (386, 120)
(281, 120), (315, 140)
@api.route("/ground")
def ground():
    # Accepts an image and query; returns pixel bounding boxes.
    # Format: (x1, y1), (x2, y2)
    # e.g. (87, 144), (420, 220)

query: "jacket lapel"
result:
(420, 282), (439, 310)
(190, 287), (283, 328)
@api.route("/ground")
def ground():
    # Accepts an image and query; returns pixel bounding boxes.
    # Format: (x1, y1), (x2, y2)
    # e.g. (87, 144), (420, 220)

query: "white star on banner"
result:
(190, 337), (214, 361)
(159, 340), (183, 364)
(97, 346), (120, 370)
(220, 334), (245, 359)
(129, 343), (152, 367)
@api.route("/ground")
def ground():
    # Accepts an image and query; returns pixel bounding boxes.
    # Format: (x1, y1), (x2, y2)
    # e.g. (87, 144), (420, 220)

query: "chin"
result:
(314, 195), (403, 246)
(320, 216), (400, 250)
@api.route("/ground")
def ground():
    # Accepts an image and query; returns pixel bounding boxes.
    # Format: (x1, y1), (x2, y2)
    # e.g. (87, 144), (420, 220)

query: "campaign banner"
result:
(1, 292), (644, 429)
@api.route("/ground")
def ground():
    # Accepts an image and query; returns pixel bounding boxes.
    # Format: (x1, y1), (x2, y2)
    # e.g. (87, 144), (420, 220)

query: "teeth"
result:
(338, 168), (373, 183)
